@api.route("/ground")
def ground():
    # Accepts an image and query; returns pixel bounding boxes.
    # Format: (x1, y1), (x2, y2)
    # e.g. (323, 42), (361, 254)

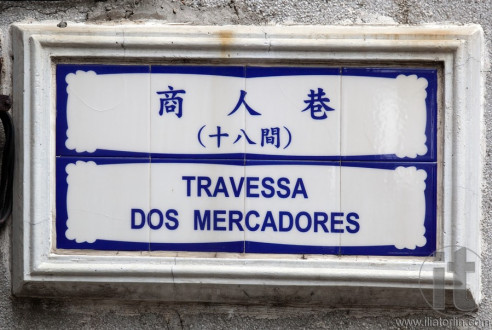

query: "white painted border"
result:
(11, 24), (483, 307)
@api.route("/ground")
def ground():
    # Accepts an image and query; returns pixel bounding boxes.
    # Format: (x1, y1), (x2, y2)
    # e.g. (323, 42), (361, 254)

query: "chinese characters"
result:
(198, 125), (292, 150)
(228, 90), (261, 116)
(157, 86), (186, 118)
(156, 84), (335, 150)
(301, 88), (334, 120)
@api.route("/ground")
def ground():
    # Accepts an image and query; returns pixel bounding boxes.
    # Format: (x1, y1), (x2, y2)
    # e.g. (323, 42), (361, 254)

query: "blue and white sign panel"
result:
(56, 65), (437, 256)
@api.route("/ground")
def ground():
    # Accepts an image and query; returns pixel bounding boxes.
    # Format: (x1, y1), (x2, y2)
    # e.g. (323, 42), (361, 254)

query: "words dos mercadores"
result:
(130, 176), (360, 234)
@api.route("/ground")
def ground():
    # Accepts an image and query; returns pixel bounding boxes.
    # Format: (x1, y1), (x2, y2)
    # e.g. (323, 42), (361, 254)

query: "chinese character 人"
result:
(228, 90), (261, 116)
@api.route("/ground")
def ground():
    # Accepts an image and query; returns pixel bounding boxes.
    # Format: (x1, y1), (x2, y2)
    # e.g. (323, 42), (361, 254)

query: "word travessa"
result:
(130, 175), (361, 234)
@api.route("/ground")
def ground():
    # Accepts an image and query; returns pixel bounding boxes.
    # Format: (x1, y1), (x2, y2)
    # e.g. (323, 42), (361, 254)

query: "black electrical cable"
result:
(0, 110), (13, 227)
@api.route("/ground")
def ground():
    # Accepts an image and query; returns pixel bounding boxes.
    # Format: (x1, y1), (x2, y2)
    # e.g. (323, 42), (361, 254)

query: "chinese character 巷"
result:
(302, 88), (334, 120)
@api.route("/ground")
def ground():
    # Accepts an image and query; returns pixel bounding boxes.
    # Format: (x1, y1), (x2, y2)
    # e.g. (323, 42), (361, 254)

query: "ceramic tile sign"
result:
(56, 65), (437, 256)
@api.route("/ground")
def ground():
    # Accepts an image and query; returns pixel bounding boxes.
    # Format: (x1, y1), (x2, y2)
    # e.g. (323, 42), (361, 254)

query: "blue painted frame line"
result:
(56, 64), (151, 158)
(56, 64), (437, 161)
(151, 65), (340, 77)
(341, 67), (438, 162)
(151, 65), (245, 77)
(56, 158), (436, 256)
(55, 64), (438, 256)
(338, 161), (437, 256)
(245, 66), (340, 78)
(55, 156), (152, 251)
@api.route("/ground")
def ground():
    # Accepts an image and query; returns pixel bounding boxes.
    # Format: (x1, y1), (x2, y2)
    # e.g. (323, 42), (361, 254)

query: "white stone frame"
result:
(11, 23), (483, 307)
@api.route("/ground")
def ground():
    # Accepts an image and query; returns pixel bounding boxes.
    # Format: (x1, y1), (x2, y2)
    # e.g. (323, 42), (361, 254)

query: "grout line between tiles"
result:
(148, 66), (152, 252)
(339, 67), (342, 256)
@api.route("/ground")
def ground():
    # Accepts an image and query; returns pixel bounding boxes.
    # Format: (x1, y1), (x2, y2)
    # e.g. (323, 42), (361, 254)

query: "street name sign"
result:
(12, 24), (482, 306)
(56, 65), (437, 256)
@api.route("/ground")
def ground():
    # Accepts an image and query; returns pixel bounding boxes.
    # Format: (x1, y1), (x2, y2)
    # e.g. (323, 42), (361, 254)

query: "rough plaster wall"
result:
(0, 0), (490, 329)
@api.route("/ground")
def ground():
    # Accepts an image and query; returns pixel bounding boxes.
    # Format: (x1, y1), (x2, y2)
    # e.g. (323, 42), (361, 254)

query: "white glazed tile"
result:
(150, 73), (246, 155)
(244, 74), (340, 158)
(62, 159), (151, 246)
(341, 75), (429, 158)
(150, 162), (245, 251)
(340, 165), (428, 250)
(65, 71), (151, 154)
(244, 163), (340, 252)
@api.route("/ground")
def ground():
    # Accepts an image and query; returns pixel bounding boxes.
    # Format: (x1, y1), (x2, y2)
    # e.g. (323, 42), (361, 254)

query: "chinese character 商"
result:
(157, 86), (186, 118)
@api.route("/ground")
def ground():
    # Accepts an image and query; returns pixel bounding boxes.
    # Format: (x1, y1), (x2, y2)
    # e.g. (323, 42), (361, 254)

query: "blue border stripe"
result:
(337, 245), (432, 257)
(55, 157), (71, 250)
(55, 157), (151, 251)
(54, 156), (437, 168)
(150, 241), (244, 253)
(246, 66), (340, 77)
(342, 67), (436, 78)
(342, 67), (438, 162)
(57, 64), (150, 75)
(151, 65), (341, 77)
(245, 242), (340, 255)
(65, 152), (344, 162)
(56, 64), (151, 158)
(56, 152), (437, 162)
(340, 161), (437, 256)
(151, 65), (245, 77)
